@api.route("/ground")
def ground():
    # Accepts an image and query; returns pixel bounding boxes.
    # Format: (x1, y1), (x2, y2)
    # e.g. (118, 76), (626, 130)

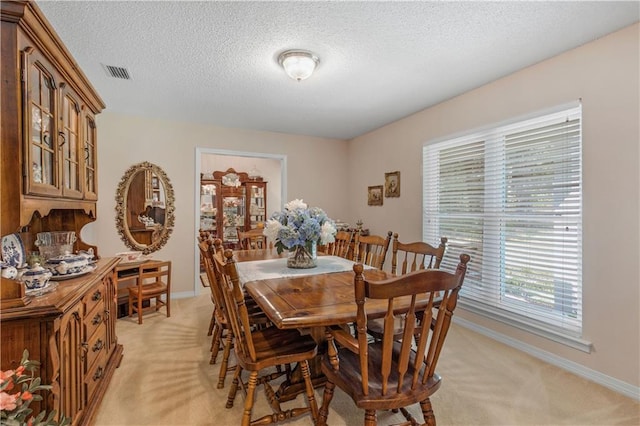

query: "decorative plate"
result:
(49, 265), (96, 281)
(1, 233), (26, 267)
(117, 255), (152, 268)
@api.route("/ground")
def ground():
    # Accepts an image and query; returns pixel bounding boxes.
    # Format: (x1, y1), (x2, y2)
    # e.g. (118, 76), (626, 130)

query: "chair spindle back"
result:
(215, 249), (257, 363)
(391, 234), (448, 275)
(353, 230), (393, 269)
(325, 230), (354, 259)
(353, 253), (469, 396)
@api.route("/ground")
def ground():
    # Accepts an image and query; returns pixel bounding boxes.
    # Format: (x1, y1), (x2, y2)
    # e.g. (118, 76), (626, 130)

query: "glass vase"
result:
(287, 241), (317, 269)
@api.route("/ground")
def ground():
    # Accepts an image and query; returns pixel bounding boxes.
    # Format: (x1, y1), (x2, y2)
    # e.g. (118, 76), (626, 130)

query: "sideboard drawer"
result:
(84, 298), (105, 339)
(85, 322), (106, 372)
(83, 283), (105, 316)
(84, 349), (107, 403)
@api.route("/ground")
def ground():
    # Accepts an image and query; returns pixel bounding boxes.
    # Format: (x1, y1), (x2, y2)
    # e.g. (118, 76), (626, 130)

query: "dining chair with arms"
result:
(237, 227), (269, 250)
(317, 254), (470, 426)
(128, 260), (171, 325)
(367, 234), (448, 341)
(354, 231), (393, 270)
(324, 230), (354, 259)
(218, 249), (319, 426)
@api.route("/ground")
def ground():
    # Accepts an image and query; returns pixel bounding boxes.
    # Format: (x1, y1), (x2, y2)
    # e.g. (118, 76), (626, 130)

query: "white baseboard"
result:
(172, 291), (196, 300)
(453, 316), (640, 401)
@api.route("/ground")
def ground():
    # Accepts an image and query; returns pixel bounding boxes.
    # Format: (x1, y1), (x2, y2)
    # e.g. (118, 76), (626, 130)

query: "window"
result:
(423, 104), (589, 351)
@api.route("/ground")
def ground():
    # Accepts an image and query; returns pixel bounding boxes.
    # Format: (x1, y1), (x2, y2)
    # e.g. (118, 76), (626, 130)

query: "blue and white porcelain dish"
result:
(1, 233), (26, 268)
(25, 281), (58, 297)
(45, 253), (89, 276)
(19, 265), (53, 290)
(49, 265), (95, 281)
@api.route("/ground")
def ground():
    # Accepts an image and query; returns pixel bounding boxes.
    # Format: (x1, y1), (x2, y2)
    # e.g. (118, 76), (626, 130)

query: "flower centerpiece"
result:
(263, 199), (337, 269)
(1, 350), (69, 426)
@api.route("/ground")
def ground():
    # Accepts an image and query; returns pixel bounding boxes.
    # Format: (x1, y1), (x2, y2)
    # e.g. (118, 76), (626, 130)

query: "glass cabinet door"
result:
(83, 113), (98, 200)
(246, 182), (267, 229)
(60, 83), (83, 198)
(221, 188), (246, 243)
(23, 48), (60, 196)
(199, 181), (218, 235)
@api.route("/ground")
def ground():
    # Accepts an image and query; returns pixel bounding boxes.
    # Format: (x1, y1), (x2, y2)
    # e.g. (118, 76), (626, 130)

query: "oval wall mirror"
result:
(115, 162), (175, 254)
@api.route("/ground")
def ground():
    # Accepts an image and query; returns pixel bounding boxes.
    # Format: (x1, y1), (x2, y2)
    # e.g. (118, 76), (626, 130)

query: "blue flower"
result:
(263, 199), (337, 253)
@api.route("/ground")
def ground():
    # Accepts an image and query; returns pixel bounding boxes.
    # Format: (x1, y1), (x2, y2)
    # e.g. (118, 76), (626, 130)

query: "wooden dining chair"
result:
(218, 249), (319, 426)
(353, 230), (393, 269)
(201, 238), (272, 388)
(198, 229), (215, 243)
(128, 260), (171, 325)
(198, 239), (232, 371)
(368, 234), (448, 341)
(325, 230), (354, 259)
(317, 254), (470, 426)
(237, 227), (269, 250)
(391, 234), (448, 275)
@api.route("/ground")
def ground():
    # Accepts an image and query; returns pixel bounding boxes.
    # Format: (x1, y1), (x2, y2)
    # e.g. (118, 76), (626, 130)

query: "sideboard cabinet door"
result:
(55, 302), (85, 425)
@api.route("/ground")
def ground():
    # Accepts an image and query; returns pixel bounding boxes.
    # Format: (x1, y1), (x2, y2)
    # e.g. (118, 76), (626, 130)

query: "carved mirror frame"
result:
(115, 162), (175, 254)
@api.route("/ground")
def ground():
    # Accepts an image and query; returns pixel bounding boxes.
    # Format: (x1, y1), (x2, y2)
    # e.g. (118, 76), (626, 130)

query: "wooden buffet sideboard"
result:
(1, 2), (121, 424)
(0, 258), (123, 425)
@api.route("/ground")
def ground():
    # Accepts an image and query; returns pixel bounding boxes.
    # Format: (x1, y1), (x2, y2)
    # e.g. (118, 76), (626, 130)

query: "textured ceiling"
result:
(36, 1), (639, 140)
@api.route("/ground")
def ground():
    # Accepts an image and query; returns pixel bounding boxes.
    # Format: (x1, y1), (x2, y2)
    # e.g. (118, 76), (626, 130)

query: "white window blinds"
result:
(423, 104), (585, 349)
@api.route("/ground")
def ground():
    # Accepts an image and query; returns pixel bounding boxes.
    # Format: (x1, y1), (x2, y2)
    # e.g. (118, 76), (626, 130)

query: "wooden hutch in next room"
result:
(1, 2), (122, 425)
(199, 168), (267, 247)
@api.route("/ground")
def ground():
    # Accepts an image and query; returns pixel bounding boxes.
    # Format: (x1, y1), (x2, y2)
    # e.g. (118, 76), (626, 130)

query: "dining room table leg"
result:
(275, 327), (328, 402)
(276, 356), (326, 402)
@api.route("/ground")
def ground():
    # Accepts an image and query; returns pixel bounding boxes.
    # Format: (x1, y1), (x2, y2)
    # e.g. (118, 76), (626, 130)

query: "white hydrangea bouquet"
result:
(263, 199), (336, 268)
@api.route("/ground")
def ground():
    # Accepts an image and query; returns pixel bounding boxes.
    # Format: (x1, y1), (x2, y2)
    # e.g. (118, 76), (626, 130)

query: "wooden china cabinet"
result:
(1, 2), (122, 425)
(199, 168), (267, 247)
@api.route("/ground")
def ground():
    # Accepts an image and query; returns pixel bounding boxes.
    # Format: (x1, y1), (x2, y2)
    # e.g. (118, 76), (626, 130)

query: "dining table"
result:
(235, 248), (402, 401)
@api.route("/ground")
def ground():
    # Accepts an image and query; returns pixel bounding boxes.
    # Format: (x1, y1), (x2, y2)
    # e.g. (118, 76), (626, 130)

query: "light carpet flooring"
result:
(94, 293), (639, 425)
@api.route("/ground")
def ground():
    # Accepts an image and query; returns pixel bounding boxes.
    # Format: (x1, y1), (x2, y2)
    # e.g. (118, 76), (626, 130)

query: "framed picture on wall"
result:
(368, 185), (383, 206)
(385, 171), (400, 197)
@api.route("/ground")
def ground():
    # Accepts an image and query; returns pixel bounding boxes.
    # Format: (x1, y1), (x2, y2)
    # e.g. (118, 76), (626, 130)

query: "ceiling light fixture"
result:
(278, 50), (319, 82)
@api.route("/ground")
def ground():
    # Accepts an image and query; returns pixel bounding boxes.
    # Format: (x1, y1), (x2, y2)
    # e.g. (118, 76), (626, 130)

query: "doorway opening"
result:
(194, 147), (287, 292)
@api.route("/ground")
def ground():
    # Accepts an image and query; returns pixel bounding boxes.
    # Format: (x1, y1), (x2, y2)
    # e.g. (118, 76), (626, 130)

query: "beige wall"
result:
(348, 24), (640, 388)
(92, 114), (349, 298)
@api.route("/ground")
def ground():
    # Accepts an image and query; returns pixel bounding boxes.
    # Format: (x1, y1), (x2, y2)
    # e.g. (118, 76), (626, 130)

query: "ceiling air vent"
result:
(101, 63), (132, 80)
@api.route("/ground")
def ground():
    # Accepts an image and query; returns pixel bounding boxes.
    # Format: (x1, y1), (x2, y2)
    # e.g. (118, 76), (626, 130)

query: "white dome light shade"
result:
(278, 50), (319, 81)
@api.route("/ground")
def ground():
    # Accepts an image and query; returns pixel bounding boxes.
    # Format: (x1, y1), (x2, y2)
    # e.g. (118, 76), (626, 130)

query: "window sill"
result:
(459, 299), (593, 353)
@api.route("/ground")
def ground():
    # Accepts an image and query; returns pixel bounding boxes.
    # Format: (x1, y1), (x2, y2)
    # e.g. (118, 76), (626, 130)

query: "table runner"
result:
(236, 255), (373, 284)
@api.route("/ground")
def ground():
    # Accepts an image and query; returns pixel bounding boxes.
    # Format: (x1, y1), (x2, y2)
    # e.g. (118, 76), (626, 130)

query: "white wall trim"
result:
(459, 300), (593, 353)
(172, 291), (196, 300)
(453, 316), (640, 401)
